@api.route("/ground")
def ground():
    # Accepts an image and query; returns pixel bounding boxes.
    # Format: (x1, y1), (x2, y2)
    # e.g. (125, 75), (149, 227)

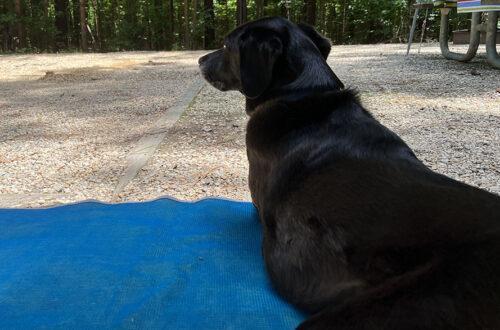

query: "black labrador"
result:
(198, 17), (500, 330)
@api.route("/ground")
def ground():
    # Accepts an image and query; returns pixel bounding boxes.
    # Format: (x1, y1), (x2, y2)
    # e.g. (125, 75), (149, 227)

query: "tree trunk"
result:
(40, 0), (49, 50)
(203, 0), (215, 49)
(108, 0), (117, 44)
(14, 0), (25, 49)
(236, 0), (247, 26)
(167, 0), (174, 49)
(28, 0), (43, 49)
(303, 0), (316, 26)
(184, 0), (190, 49)
(219, 0), (229, 37)
(177, 0), (183, 48)
(192, 0), (198, 49)
(279, 1), (287, 18)
(0, 2), (3, 51)
(255, 0), (263, 18)
(154, 0), (166, 50)
(80, 0), (88, 51)
(91, 0), (101, 50)
(317, 0), (324, 33)
(54, 0), (69, 50)
(1, 1), (14, 51)
(341, 0), (348, 43)
(71, 0), (81, 48)
(327, 1), (336, 43)
(123, 0), (138, 49)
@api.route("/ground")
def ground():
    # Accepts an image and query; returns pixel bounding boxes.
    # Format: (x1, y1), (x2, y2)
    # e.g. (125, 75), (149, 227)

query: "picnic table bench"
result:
(408, 0), (500, 68)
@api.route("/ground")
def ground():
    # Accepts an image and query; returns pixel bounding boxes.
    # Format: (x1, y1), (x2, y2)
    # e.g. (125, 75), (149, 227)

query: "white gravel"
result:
(0, 44), (498, 207)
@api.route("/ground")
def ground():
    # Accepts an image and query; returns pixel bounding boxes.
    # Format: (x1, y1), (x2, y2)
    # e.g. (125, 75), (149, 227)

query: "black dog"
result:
(199, 17), (500, 329)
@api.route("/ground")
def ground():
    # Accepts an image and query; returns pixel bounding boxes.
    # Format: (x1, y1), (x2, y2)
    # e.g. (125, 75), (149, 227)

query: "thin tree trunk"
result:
(317, 0), (324, 33)
(80, 0), (88, 51)
(279, 1), (287, 18)
(326, 1), (336, 43)
(177, 0), (183, 48)
(71, 0), (81, 48)
(236, 0), (247, 26)
(167, 0), (174, 49)
(203, 0), (215, 49)
(1, 1), (14, 51)
(54, 0), (69, 50)
(184, 0), (190, 49)
(192, 0), (198, 49)
(341, 0), (347, 42)
(255, 0), (263, 18)
(14, 0), (25, 49)
(147, 1), (153, 50)
(109, 0), (118, 44)
(29, 0), (39, 49)
(91, 0), (101, 50)
(220, 0), (229, 36)
(42, 0), (49, 50)
(0, 1), (4, 51)
(304, 0), (316, 26)
(156, 0), (166, 49)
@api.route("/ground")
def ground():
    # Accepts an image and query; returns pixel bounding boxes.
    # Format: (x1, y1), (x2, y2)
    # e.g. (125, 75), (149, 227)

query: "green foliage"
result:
(0, 13), (16, 25)
(0, 0), (478, 52)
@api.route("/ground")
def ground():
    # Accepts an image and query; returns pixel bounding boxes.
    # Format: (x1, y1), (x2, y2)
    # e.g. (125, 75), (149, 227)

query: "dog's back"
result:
(247, 90), (500, 330)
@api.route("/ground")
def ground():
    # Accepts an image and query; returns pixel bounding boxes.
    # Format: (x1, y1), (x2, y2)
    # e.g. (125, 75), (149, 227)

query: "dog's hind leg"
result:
(297, 254), (457, 330)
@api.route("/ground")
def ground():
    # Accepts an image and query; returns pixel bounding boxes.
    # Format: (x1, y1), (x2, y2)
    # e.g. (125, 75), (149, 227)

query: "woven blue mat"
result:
(0, 198), (306, 329)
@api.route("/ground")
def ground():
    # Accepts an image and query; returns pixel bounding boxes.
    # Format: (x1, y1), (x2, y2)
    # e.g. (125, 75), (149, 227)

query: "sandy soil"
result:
(0, 44), (499, 207)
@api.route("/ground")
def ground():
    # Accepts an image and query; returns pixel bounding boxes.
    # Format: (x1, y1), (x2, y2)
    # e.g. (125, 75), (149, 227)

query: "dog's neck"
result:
(284, 51), (343, 91)
(245, 53), (344, 114)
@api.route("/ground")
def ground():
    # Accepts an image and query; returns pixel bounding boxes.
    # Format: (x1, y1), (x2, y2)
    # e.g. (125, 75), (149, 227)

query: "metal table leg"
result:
(407, 7), (420, 56)
(439, 8), (481, 62)
(486, 11), (500, 69)
(418, 8), (430, 53)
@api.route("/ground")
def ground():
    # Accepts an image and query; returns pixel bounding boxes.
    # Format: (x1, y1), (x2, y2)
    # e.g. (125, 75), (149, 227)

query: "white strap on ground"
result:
(114, 79), (205, 195)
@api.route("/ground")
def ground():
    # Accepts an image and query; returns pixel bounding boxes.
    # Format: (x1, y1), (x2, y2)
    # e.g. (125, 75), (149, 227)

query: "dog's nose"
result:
(198, 55), (208, 65)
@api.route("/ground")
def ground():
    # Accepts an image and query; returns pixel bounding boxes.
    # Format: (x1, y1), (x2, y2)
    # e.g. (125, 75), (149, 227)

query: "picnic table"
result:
(408, 0), (500, 68)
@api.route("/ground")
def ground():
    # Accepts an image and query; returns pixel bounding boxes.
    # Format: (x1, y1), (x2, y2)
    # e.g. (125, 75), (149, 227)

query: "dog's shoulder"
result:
(246, 89), (364, 153)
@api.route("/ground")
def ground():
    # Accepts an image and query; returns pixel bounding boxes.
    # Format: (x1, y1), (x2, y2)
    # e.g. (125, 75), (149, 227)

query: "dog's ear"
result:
(239, 29), (283, 99)
(298, 23), (331, 59)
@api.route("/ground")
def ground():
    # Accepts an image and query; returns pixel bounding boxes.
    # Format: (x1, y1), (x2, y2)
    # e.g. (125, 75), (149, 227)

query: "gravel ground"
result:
(0, 51), (203, 207)
(0, 44), (499, 207)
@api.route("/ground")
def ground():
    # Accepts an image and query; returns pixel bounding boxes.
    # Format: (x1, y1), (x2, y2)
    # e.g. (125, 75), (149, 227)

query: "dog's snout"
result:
(198, 48), (237, 92)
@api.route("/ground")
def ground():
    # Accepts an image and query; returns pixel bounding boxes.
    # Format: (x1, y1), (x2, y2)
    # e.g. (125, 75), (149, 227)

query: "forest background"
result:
(0, 0), (469, 52)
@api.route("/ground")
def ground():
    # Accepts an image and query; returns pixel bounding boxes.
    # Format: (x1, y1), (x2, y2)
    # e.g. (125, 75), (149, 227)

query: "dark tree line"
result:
(0, 0), (468, 52)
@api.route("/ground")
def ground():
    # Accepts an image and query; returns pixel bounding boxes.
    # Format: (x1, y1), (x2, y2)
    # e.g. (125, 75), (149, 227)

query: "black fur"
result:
(199, 17), (500, 329)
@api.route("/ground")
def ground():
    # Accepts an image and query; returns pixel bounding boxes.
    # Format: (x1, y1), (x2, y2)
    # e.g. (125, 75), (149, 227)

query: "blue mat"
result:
(0, 198), (306, 329)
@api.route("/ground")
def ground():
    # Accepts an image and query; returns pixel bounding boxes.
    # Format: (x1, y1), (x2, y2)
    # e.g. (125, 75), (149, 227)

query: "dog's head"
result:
(198, 17), (343, 102)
